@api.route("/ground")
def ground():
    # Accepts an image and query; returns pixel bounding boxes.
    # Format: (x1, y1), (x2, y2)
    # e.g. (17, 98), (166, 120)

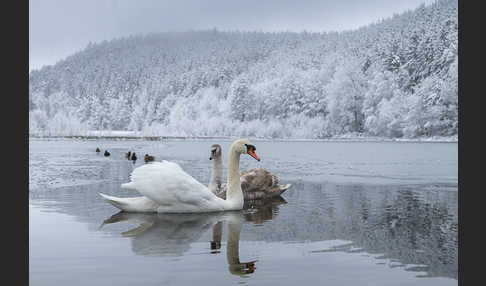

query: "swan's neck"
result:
(226, 149), (243, 207)
(208, 156), (223, 194)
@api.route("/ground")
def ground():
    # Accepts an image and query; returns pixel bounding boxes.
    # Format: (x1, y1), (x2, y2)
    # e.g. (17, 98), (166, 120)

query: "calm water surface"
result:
(29, 138), (457, 286)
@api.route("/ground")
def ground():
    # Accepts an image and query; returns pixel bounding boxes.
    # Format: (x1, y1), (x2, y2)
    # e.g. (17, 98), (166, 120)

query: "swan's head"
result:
(209, 144), (222, 160)
(231, 138), (260, 161)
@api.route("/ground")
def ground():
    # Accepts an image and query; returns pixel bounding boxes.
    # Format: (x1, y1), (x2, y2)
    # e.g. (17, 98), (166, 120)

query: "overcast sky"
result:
(29, 0), (435, 71)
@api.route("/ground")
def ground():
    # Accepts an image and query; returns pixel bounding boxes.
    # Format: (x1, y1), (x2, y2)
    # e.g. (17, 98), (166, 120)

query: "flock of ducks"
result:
(96, 148), (111, 157)
(96, 147), (156, 163)
(99, 138), (292, 214)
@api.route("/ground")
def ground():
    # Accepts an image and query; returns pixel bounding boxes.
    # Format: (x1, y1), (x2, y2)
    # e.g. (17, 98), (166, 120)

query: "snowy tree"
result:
(326, 58), (368, 134)
(28, 0), (457, 139)
(229, 76), (257, 121)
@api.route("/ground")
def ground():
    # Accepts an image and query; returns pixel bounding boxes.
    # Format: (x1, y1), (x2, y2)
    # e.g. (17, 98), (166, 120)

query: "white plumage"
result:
(122, 161), (227, 212)
(100, 138), (259, 213)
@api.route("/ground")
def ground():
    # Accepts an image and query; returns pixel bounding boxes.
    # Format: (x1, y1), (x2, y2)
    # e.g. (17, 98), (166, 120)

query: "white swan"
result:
(100, 138), (260, 213)
(208, 144), (292, 199)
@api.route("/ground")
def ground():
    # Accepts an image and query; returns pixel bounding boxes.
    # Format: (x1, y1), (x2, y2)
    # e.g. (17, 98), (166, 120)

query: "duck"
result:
(131, 152), (137, 162)
(126, 151), (131, 159)
(104, 150), (110, 157)
(99, 138), (260, 213)
(208, 144), (291, 200)
(96, 148), (101, 153)
(144, 154), (155, 163)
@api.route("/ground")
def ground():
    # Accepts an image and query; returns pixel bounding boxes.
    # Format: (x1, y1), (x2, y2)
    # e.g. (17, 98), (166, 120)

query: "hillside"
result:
(29, 0), (457, 139)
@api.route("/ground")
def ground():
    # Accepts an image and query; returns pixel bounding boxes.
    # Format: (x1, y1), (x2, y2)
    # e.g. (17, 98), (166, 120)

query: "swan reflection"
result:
(100, 196), (287, 276)
(101, 211), (225, 256)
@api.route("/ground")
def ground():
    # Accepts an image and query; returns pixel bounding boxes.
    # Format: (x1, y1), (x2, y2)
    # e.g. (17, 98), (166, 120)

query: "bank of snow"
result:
(29, 130), (457, 143)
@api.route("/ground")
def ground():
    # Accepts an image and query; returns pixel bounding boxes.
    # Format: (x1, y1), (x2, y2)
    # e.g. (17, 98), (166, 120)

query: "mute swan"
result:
(208, 144), (292, 200)
(100, 138), (260, 213)
(208, 144), (223, 193)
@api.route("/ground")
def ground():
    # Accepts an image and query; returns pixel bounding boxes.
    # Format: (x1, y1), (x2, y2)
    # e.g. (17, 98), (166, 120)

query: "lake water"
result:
(29, 138), (458, 286)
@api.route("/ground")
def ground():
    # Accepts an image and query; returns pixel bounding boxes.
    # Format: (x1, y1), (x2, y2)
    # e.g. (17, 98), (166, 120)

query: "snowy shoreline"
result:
(28, 132), (458, 143)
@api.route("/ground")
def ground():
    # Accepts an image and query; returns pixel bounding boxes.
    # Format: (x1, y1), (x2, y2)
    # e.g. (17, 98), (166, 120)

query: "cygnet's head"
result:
(209, 144), (222, 160)
(231, 138), (260, 161)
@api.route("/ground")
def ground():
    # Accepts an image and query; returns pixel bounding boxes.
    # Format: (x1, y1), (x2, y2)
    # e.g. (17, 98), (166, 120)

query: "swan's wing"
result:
(240, 168), (276, 191)
(122, 161), (220, 208)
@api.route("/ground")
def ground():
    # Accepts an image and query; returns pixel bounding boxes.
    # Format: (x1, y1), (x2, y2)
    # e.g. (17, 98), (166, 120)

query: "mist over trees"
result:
(29, 0), (457, 138)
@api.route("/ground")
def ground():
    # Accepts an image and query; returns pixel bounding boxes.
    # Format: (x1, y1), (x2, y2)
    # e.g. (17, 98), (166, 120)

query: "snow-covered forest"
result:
(29, 0), (457, 139)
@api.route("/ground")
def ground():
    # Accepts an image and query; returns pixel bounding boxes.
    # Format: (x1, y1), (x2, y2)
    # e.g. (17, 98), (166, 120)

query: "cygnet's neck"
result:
(208, 155), (223, 194)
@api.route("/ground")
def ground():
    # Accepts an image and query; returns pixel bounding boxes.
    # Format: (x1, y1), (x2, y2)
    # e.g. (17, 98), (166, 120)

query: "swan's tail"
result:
(99, 193), (159, 212)
(99, 193), (131, 211)
(121, 182), (135, 189)
(278, 184), (292, 194)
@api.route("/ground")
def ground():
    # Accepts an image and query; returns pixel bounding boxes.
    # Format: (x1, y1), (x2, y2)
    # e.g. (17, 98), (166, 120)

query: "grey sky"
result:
(29, 0), (435, 71)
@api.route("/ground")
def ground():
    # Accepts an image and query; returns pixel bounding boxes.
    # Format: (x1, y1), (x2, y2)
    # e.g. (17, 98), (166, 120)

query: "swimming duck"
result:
(144, 154), (155, 163)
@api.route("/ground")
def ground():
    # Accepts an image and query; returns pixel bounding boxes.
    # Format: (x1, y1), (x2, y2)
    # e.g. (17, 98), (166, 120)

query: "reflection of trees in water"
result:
(363, 188), (456, 279)
(377, 189), (458, 279)
(285, 182), (458, 280)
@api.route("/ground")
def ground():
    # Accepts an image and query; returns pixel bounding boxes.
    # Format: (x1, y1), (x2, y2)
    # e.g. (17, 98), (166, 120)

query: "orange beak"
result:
(248, 150), (260, 161)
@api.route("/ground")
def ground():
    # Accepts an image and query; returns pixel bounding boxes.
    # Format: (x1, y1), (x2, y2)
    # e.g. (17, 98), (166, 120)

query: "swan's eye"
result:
(245, 144), (256, 152)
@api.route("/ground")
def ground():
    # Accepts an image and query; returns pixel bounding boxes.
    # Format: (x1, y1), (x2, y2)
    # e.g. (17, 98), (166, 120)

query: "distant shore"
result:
(28, 133), (458, 143)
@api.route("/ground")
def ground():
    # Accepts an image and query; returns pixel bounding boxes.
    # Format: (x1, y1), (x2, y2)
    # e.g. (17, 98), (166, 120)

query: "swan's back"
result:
(217, 168), (292, 200)
(240, 168), (277, 191)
